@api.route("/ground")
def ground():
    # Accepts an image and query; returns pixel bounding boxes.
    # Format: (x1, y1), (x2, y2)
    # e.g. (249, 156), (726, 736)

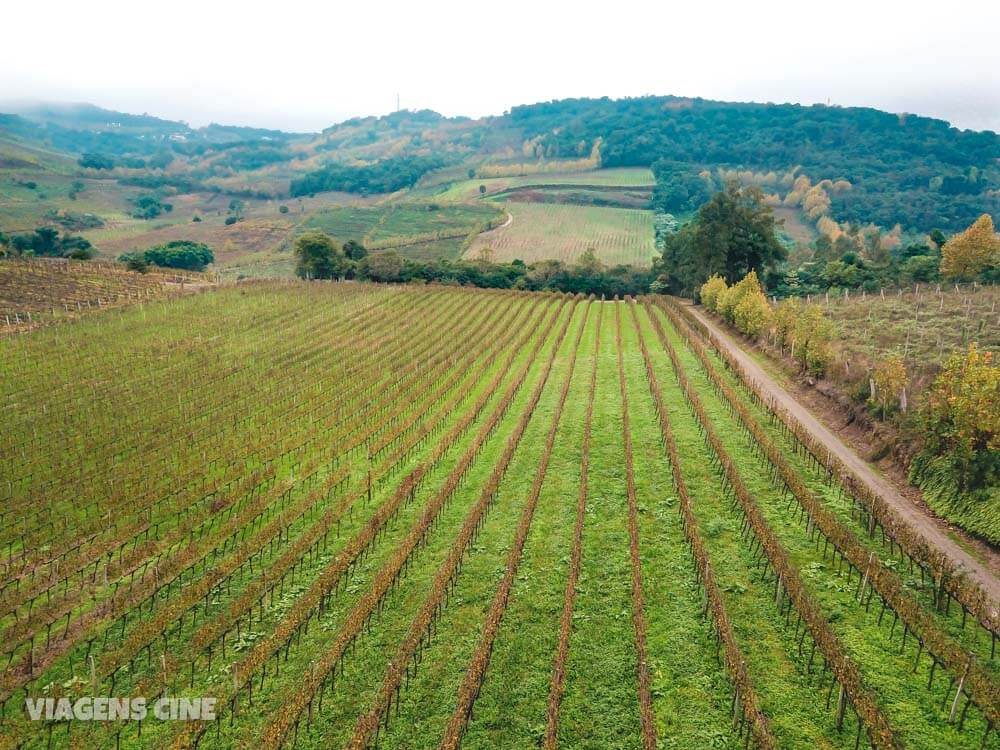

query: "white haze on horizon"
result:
(2, 0), (998, 134)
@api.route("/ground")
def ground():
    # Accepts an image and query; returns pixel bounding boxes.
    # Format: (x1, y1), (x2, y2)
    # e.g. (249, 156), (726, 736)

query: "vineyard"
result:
(466, 203), (656, 266)
(0, 258), (208, 332)
(1, 282), (998, 750)
(429, 168), (656, 202)
(811, 283), (999, 392)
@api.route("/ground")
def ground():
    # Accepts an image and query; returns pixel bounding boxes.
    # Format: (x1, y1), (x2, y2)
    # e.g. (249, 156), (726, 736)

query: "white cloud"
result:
(1, 0), (998, 132)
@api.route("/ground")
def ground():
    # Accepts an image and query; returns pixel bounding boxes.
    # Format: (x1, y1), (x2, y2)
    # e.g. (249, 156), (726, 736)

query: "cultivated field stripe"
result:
(615, 301), (656, 750)
(438, 299), (591, 749)
(542, 301), (603, 748)
(556, 304), (643, 748)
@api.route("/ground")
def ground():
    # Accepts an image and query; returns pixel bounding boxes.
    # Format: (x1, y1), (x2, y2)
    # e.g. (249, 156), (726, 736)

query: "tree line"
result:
(292, 232), (655, 296)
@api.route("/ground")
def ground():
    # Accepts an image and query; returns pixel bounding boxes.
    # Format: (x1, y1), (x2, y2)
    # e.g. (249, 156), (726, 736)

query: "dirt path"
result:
(685, 303), (1000, 608)
(462, 209), (513, 260)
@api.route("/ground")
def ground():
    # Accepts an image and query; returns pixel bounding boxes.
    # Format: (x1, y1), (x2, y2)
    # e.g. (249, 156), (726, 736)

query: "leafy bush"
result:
(794, 303), (834, 376)
(130, 194), (172, 220)
(120, 240), (214, 271)
(699, 274), (727, 311)
(717, 270), (763, 323)
(909, 344), (1000, 542)
(78, 152), (115, 170)
(733, 287), (772, 337)
(7, 227), (96, 259)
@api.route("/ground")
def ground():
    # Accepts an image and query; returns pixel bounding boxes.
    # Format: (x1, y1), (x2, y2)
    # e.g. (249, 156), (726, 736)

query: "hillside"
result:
(3, 96), (998, 231)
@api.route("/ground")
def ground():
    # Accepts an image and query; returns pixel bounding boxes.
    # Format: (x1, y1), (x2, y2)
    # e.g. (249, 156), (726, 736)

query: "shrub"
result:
(733, 288), (772, 337)
(121, 241), (214, 272)
(791, 303), (834, 376)
(917, 344), (999, 490)
(870, 353), (908, 418)
(772, 297), (801, 349)
(699, 274), (728, 311)
(717, 270), (763, 323)
(124, 255), (150, 273)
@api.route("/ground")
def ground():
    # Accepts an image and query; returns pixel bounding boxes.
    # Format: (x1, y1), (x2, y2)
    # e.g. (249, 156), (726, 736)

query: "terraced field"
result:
(466, 203), (657, 266)
(1, 281), (998, 750)
(432, 168), (655, 202)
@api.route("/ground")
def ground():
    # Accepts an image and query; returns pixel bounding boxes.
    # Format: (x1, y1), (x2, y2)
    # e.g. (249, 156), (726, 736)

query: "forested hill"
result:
(508, 96), (1000, 232)
(4, 95), (998, 232)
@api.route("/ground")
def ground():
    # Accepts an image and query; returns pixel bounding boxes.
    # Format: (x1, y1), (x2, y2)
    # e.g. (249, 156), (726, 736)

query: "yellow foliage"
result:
(772, 297), (801, 348)
(940, 214), (1000, 280)
(919, 344), (999, 488)
(817, 215), (843, 240)
(871, 354), (907, 415)
(717, 270), (763, 324)
(803, 186), (831, 219)
(699, 274), (728, 311)
(734, 288), (772, 338)
(781, 302), (834, 376)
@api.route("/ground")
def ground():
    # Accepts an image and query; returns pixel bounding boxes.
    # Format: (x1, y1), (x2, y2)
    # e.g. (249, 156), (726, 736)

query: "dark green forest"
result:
(510, 96), (1000, 232)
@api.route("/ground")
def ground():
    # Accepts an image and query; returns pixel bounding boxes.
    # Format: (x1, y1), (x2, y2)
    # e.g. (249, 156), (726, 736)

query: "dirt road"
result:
(685, 303), (1000, 607)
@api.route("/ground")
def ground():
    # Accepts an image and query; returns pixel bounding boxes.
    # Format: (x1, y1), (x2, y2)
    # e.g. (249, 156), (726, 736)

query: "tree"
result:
(940, 214), (1000, 280)
(122, 240), (213, 271)
(8, 227), (95, 259)
(660, 182), (785, 296)
(293, 232), (350, 279)
(361, 251), (404, 282)
(468, 168), (476, 179)
(870, 354), (908, 418)
(928, 229), (947, 250)
(343, 240), (368, 261)
(130, 194), (171, 220)
(699, 274), (728, 310)
(916, 344), (998, 491)
(733, 284), (772, 337)
(78, 153), (114, 170)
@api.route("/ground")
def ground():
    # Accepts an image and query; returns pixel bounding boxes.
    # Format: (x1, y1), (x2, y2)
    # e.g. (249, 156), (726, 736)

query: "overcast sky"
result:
(3, 0), (998, 133)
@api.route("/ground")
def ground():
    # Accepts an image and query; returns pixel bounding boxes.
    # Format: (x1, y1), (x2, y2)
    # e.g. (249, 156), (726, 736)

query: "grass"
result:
(466, 202), (656, 267)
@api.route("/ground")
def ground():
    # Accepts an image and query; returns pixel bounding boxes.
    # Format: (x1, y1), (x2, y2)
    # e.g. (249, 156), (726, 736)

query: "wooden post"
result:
(948, 661), (970, 723)
(836, 684), (847, 731)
